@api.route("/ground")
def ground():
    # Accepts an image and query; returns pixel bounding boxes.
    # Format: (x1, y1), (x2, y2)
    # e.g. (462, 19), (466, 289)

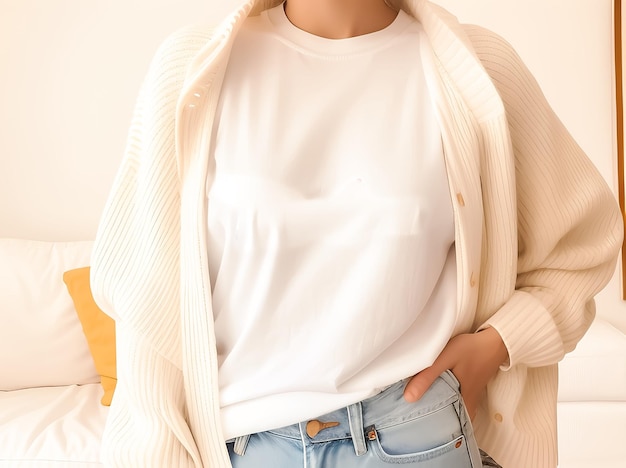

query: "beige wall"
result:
(1, 0), (624, 329)
(0, 0), (218, 242)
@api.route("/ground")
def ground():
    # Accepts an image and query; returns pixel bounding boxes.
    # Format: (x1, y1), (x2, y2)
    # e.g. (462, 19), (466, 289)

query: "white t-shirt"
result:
(207, 4), (457, 439)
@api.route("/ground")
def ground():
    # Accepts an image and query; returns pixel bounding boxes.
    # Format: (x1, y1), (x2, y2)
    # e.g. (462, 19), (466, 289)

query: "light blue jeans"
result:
(226, 371), (484, 467)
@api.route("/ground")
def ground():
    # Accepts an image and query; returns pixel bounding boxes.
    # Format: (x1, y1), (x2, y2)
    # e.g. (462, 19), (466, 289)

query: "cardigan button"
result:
(494, 413), (503, 423)
(187, 88), (205, 108)
(456, 192), (465, 207)
(470, 272), (476, 288)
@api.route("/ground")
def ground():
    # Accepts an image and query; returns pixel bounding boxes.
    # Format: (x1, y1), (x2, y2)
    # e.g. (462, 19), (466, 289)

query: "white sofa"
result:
(1, 238), (625, 467)
(556, 317), (626, 468)
(0, 239), (107, 467)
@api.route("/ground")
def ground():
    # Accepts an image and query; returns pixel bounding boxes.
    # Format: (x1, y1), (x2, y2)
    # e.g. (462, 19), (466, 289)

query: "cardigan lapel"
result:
(175, 4), (257, 466)
(401, 0), (505, 121)
(405, 0), (507, 329)
(176, 0), (257, 183)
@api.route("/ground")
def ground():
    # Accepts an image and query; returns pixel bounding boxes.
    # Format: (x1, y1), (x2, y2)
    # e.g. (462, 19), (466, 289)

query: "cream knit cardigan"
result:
(90, 0), (623, 467)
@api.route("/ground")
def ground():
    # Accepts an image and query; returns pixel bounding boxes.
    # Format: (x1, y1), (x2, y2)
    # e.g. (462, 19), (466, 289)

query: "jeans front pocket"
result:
(365, 376), (480, 467)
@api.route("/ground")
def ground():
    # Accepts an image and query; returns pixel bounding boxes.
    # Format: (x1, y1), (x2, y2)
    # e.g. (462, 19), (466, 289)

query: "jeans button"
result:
(306, 420), (340, 437)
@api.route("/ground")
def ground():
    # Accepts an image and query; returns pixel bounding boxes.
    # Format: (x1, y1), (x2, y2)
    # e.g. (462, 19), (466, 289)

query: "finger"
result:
(403, 365), (442, 402)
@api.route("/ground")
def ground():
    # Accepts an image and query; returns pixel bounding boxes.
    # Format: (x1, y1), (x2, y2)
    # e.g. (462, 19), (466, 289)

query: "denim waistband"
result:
(230, 371), (463, 457)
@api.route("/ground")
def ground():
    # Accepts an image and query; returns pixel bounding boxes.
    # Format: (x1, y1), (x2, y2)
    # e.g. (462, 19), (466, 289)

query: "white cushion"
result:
(558, 317), (626, 402)
(0, 239), (97, 390)
(0, 384), (107, 466)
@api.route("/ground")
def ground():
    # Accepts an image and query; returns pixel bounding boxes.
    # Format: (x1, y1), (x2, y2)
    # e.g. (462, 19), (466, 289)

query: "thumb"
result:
(403, 365), (442, 402)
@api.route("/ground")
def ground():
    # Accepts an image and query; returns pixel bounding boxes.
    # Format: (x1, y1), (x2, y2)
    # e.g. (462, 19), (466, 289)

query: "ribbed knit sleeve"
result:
(468, 26), (623, 368)
(458, 26), (624, 468)
(90, 27), (215, 467)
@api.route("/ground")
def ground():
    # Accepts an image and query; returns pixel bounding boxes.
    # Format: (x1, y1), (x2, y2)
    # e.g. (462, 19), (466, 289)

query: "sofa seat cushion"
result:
(558, 317), (626, 402)
(0, 384), (107, 466)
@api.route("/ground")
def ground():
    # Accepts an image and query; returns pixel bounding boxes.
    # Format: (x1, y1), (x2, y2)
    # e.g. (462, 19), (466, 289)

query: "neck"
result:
(283, 0), (398, 39)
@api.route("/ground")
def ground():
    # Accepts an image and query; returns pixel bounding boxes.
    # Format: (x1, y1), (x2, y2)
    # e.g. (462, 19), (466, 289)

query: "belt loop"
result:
(347, 401), (367, 456)
(233, 434), (251, 456)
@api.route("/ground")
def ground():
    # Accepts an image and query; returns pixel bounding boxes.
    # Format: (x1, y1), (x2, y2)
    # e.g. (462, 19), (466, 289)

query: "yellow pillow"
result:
(63, 267), (116, 406)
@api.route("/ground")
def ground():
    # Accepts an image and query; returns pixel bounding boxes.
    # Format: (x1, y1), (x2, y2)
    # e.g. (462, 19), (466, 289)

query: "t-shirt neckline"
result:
(264, 3), (414, 57)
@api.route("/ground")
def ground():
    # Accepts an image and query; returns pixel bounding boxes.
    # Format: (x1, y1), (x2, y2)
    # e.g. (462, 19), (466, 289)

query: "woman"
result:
(91, 1), (623, 467)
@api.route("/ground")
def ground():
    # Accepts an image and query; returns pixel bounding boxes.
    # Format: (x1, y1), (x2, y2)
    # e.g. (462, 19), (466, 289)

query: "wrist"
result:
(477, 326), (509, 367)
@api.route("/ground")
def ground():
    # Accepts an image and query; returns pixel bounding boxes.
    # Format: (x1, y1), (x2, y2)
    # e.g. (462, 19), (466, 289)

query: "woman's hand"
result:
(403, 327), (509, 420)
